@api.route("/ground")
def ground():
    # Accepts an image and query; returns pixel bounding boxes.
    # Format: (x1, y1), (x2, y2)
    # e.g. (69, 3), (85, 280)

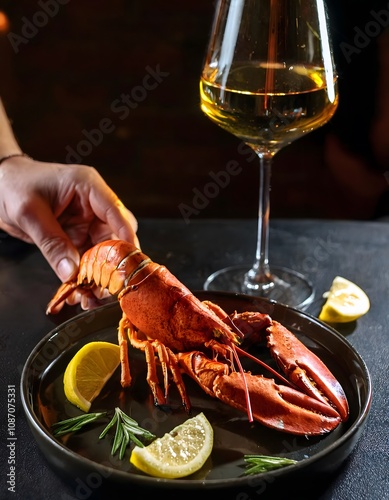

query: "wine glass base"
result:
(204, 265), (314, 310)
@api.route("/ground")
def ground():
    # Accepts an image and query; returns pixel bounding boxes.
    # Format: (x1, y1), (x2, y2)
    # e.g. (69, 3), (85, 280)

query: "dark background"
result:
(0, 0), (388, 221)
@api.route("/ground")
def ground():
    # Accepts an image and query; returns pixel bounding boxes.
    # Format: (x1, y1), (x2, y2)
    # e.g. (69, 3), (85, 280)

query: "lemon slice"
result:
(130, 412), (213, 478)
(318, 276), (370, 323)
(63, 341), (120, 412)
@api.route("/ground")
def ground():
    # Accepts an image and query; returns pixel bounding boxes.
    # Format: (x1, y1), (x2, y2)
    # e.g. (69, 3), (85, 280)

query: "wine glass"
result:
(200, 0), (338, 309)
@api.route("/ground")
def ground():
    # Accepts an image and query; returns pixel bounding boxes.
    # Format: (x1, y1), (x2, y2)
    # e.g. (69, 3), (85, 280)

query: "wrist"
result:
(0, 152), (31, 165)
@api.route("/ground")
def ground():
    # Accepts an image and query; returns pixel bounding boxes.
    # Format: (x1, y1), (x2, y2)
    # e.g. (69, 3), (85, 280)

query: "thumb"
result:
(41, 234), (80, 283)
(40, 234), (80, 283)
(55, 252), (80, 283)
(19, 202), (80, 282)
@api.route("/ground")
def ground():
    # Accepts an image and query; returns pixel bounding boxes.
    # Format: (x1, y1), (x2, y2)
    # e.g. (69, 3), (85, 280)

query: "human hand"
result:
(0, 155), (139, 286)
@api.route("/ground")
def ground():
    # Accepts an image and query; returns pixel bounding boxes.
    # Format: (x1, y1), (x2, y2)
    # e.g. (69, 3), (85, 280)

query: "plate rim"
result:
(20, 292), (372, 490)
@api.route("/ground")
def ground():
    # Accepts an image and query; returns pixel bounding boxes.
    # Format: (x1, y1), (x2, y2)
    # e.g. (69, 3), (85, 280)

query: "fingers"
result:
(0, 218), (34, 244)
(99, 199), (140, 247)
(56, 255), (79, 282)
(86, 168), (140, 246)
(117, 204), (140, 248)
(35, 165), (140, 280)
(18, 197), (81, 282)
(0, 160), (141, 286)
(88, 211), (140, 249)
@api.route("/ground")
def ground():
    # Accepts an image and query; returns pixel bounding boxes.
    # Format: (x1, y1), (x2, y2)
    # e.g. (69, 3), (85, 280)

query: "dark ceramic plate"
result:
(21, 292), (371, 494)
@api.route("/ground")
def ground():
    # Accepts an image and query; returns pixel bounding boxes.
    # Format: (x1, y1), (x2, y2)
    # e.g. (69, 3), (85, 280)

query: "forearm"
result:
(0, 98), (23, 158)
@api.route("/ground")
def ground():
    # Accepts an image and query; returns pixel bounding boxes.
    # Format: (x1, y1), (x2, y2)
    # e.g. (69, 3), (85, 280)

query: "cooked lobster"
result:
(46, 240), (349, 436)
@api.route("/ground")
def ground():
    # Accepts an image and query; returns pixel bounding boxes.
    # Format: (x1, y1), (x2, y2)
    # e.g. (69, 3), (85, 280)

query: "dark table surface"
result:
(0, 218), (388, 500)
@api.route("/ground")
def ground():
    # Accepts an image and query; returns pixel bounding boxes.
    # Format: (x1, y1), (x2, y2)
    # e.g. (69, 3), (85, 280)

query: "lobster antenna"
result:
(235, 345), (295, 389)
(223, 337), (254, 423)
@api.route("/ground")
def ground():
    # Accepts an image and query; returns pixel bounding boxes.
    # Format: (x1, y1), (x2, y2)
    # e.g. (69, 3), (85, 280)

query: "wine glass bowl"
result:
(200, 62), (337, 157)
(200, 0), (338, 309)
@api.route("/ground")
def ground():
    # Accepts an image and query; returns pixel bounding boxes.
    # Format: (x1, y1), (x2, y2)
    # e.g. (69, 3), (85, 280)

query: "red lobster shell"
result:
(47, 240), (349, 436)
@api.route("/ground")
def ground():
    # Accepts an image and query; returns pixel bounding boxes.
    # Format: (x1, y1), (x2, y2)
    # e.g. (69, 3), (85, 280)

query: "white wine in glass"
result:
(200, 0), (338, 309)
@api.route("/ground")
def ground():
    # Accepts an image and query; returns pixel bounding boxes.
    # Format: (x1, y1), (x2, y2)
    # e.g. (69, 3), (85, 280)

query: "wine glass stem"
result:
(243, 153), (274, 292)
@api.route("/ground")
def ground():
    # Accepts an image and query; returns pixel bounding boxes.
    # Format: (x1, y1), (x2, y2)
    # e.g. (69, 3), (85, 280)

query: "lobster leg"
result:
(126, 324), (166, 405)
(127, 326), (191, 411)
(178, 351), (342, 436)
(163, 349), (191, 413)
(118, 316), (132, 388)
(142, 342), (167, 406)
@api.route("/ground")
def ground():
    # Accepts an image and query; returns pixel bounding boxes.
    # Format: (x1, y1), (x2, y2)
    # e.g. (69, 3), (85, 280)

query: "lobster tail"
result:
(46, 240), (150, 313)
(78, 240), (150, 294)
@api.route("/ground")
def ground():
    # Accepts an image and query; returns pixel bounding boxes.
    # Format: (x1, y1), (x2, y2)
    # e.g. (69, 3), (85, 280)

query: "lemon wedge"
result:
(130, 412), (213, 478)
(318, 276), (370, 323)
(63, 341), (120, 412)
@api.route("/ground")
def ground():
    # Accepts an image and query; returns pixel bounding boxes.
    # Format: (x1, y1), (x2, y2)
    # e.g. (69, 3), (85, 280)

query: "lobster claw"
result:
(177, 351), (342, 436)
(266, 321), (349, 422)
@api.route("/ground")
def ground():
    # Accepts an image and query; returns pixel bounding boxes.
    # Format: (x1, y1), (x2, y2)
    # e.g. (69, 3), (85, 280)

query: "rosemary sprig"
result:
(52, 407), (155, 461)
(99, 407), (156, 460)
(243, 454), (297, 475)
(52, 412), (107, 436)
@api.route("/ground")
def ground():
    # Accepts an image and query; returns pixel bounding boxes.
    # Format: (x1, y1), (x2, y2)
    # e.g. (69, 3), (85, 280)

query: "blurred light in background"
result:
(0, 11), (10, 34)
